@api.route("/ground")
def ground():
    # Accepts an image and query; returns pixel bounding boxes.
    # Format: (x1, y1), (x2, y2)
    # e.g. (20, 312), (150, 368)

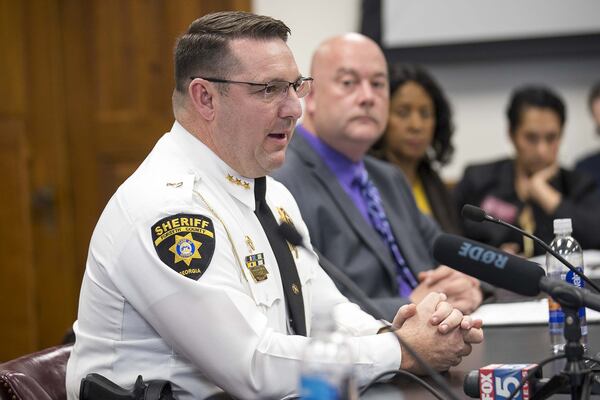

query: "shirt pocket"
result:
(243, 267), (283, 309)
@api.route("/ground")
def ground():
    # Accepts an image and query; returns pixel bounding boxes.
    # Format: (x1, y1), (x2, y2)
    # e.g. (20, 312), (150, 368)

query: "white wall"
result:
(383, 0), (600, 47)
(252, 0), (361, 76)
(252, 0), (600, 181)
(430, 59), (600, 180)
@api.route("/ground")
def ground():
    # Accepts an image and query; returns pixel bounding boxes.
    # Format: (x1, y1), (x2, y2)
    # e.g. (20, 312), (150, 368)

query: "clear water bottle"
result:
(545, 218), (588, 354)
(299, 311), (357, 400)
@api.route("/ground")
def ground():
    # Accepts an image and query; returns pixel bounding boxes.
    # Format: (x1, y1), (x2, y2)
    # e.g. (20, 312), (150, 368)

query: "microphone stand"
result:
(461, 204), (600, 294)
(486, 216), (600, 294)
(531, 286), (595, 400)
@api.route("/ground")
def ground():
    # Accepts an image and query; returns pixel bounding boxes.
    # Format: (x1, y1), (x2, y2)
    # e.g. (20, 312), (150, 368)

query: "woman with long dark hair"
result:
(371, 64), (461, 234)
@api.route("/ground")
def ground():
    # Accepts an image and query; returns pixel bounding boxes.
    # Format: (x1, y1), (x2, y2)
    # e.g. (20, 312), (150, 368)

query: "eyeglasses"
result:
(190, 76), (313, 101)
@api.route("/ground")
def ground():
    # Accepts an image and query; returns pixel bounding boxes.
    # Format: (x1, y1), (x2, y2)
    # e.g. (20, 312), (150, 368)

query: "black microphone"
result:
(277, 222), (386, 320)
(433, 233), (544, 296)
(463, 365), (540, 398)
(463, 368), (600, 398)
(461, 204), (600, 294)
(433, 234), (600, 311)
(461, 204), (488, 223)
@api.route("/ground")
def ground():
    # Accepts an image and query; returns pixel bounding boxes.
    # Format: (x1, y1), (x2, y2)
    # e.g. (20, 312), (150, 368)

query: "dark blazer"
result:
(272, 132), (442, 320)
(454, 158), (600, 255)
(575, 151), (600, 190)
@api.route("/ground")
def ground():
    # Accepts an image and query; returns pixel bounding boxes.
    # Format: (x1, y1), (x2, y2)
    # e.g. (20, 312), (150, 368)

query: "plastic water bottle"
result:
(299, 311), (357, 400)
(545, 218), (587, 354)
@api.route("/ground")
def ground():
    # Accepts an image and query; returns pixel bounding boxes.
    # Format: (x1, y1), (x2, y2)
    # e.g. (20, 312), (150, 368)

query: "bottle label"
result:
(566, 268), (587, 321)
(565, 268), (584, 288)
(300, 375), (340, 400)
(547, 267), (587, 336)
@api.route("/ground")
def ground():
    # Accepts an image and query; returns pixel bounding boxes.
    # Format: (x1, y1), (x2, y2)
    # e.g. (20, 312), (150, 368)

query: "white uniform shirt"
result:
(66, 122), (401, 400)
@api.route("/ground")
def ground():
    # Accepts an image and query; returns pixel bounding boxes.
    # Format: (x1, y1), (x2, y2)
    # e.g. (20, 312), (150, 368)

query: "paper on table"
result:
(471, 298), (600, 326)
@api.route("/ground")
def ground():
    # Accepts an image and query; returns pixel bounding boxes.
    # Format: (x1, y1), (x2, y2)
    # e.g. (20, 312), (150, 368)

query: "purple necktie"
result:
(354, 168), (417, 297)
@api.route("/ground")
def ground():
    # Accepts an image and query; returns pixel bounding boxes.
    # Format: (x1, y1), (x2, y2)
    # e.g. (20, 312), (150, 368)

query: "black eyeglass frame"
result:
(189, 76), (313, 98)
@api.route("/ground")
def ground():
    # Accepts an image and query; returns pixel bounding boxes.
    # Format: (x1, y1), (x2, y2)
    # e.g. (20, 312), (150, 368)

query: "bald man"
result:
(272, 33), (484, 320)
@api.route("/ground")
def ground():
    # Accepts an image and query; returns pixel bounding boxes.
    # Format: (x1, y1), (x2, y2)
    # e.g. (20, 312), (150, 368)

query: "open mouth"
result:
(268, 133), (286, 139)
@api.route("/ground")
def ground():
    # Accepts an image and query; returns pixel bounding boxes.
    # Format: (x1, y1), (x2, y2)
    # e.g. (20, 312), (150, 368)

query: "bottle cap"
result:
(553, 218), (572, 234)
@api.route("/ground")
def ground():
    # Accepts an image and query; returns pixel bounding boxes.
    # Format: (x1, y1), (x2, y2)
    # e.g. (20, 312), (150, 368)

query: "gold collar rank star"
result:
(226, 174), (250, 189)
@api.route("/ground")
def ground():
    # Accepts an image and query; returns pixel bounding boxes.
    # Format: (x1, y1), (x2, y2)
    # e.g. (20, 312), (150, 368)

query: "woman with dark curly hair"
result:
(370, 64), (462, 234)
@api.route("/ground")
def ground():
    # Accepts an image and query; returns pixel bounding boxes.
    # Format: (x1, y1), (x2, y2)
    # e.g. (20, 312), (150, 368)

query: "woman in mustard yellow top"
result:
(370, 64), (462, 234)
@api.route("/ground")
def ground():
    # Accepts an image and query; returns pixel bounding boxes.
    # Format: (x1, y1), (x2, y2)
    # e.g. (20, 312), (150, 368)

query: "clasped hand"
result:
(393, 292), (484, 374)
(515, 163), (561, 214)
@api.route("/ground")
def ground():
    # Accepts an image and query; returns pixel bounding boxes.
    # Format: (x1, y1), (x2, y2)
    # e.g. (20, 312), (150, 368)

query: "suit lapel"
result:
(290, 133), (398, 283)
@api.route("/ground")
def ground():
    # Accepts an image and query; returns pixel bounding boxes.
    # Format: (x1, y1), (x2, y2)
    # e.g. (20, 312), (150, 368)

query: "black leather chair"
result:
(0, 344), (72, 400)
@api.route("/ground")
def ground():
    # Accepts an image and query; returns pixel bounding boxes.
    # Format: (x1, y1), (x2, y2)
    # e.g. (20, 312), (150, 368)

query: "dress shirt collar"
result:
(297, 124), (366, 190)
(169, 120), (256, 210)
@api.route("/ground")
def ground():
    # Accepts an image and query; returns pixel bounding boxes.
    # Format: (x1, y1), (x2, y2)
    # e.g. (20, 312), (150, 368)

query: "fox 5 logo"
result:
(479, 364), (536, 400)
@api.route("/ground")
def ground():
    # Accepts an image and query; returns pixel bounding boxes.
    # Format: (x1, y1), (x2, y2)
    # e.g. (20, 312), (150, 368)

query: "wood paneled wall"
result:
(0, 0), (250, 361)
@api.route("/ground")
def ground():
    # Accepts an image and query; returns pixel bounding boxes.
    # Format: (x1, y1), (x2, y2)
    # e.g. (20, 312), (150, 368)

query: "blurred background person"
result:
(273, 34), (483, 321)
(370, 64), (462, 235)
(455, 85), (600, 256)
(575, 81), (600, 188)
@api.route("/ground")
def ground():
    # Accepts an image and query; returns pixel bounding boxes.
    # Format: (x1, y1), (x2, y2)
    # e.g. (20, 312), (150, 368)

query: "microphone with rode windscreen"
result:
(461, 204), (600, 294)
(433, 233), (544, 297)
(433, 234), (600, 311)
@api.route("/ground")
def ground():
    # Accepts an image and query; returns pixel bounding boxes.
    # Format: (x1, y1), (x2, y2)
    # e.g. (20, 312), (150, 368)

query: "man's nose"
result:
(535, 140), (550, 157)
(280, 88), (303, 120)
(357, 80), (375, 107)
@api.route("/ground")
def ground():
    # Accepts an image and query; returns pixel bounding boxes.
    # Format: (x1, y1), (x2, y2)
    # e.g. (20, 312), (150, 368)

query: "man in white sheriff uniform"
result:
(66, 11), (483, 400)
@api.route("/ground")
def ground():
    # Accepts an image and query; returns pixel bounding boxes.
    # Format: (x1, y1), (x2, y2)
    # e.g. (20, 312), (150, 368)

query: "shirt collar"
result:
(297, 124), (365, 188)
(169, 121), (256, 210)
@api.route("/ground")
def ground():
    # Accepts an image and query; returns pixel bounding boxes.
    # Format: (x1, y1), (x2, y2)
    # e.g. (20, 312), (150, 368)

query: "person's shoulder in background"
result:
(575, 151), (600, 188)
(455, 158), (512, 192)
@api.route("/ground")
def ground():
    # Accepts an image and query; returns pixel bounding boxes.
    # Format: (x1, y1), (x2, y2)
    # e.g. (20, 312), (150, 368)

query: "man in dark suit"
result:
(272, 33), (483, 320)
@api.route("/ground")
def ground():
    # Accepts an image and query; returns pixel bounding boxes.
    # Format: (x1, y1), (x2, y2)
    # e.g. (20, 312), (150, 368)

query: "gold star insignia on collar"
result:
(226, 174), (250, 189)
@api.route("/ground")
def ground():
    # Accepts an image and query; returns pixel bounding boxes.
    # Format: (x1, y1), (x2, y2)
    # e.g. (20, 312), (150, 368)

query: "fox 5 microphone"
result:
(463, 364), (541, 400)
(464, 364), (600, 399)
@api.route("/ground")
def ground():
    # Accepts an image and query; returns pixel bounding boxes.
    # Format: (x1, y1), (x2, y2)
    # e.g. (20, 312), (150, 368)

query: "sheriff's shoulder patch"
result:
(151, 213), (215, 280)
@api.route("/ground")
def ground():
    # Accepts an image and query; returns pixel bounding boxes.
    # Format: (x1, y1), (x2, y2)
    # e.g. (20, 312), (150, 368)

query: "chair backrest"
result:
(0, 344), (72, 400)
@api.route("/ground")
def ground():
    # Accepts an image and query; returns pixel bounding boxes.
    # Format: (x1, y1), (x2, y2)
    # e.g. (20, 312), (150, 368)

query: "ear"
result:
(304, 89), (317, 117)
(188, 79), (216, 121)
